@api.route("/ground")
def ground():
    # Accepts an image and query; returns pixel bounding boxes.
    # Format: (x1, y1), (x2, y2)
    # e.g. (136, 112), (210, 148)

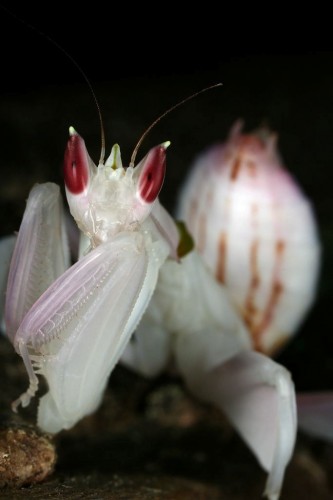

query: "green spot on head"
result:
(106, 144), (123, 170)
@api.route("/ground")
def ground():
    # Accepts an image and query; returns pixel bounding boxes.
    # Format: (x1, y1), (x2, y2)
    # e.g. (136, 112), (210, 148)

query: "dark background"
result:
(1, 5), (333, 499)
(0, 4), (333, 391)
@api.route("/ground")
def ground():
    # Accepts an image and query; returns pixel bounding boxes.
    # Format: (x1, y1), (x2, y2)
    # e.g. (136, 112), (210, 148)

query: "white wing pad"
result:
(5, 183), (70, 343)
(13, 230), (168, 433)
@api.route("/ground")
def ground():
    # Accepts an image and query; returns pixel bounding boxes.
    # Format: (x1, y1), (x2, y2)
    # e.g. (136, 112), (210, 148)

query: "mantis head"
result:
(64, 127), (169, 246)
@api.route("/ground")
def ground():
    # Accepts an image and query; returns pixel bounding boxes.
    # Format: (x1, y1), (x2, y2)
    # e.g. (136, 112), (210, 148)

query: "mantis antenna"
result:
(1, 6), (222, 168)
(0, 4), (106, 165)
(129, 83), (223, 167)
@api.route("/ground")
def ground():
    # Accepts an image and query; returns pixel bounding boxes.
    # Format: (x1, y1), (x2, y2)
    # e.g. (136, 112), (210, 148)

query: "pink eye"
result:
(64, 130), (89, 194)
(137, 144), (167, 203)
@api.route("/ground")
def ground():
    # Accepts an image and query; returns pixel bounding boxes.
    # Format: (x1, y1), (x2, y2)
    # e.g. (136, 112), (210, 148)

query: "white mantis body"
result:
(1, 123), (298, 500)
(4, 130), (176, 431)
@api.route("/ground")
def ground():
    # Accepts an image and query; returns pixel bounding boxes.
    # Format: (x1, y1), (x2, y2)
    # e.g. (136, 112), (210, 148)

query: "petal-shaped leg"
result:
(175, 342), (297, 500)
(297, 392), (333, 441)
(122, 247), (249, 378)
(0, 235), (16, 331)
(5, 183), (70, 343)
(123, 249), (252, 378)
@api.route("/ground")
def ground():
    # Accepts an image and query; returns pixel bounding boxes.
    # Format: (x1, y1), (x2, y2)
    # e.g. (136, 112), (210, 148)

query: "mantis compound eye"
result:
(64, 127), (90, 194)
(136, 142), (169, 204)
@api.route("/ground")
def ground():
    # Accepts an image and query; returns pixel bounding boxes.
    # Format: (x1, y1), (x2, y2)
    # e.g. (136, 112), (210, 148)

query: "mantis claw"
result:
(11, 379), (39, 411)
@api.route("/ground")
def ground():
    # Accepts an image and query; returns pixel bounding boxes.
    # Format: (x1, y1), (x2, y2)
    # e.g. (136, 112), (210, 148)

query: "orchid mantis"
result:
(0, 122), (298, 500)
(4, 129), (176, 431)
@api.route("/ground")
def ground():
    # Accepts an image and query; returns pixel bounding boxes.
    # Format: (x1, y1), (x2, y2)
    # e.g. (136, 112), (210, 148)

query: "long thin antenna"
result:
(0, 4), (106, 164)
(130, 83), (223, 167)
